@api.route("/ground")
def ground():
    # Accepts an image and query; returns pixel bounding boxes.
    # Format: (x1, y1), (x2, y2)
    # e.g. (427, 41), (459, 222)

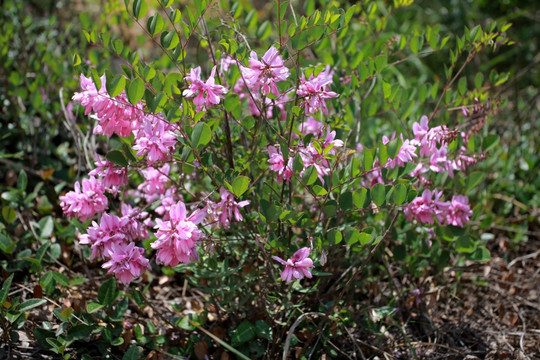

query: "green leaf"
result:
(98, 278), (117, 306)
(133, 0), (148, 19)
(19, 298), (47, 312)
(2, 207), (16, 224)
(344, 228), (360, 245)
(382, 81), (391, 99)
(17, 170), (27, 192)
(339, 191), (353, 211)
(455, 236), (475, 253)
(358, 232), (372, 245)
(293, 154), (304, 173)
(232, 176), (250, 197)
(393, 184), (407, 205)
(106, 150), (129, 167)
(323, 200), (338, 217)
(86, 301), (104, 313)
(123, 346), (140, 360)
(328, 229), (342, 245)
(482, 134), (499, 151)
(378, 142), (388, 165)
(231, 321), (255, 345)
(371, 183), (385, 207)
(468, 246), (490, 262)
(106, 74), (126, 98)
(364, 148), (374, 171)
(224, 94), (241, 119)
(127, 78), (145, 105)
(67, 324), (93, 341)
(160, 31), (179, 49)
(312, 185), (327, 196)
(34, 327), (55, 350)
(352, 188), (368, 208)
(0, 274), (14, 305)
(466, 172), (484, 192)
(375, 55), (387, 72)
(191, 122), (212, 148)
(302, 165), (318, 185)
(458, 77), (467, 95)
(52, 272), (69, 287)
(39, 216), (54, 239)
(255, 320), (272, 340)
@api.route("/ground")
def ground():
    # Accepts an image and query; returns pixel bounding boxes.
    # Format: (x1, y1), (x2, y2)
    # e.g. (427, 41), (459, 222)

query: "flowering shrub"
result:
(51, 0), (514, 357)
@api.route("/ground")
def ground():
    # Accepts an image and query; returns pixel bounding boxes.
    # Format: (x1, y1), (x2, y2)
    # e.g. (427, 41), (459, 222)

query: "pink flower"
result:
(102, 242), (150, 284)
(298, 117), (324, 137)
(154, 188), (182, 220)
(240, 47), (290, 96)
(445, 195), (473, 227)
(137, 164), (170, 202)
(386, 138), (417, 169)
(59, 177), (108, 222)
(268, 145), (293, 183)
(120, 203), (152, 241)
(297, 65), (338, 114)
(88, 156), (128, 194)
(152, 201), (207, 266)
(404, 190), (449, 225)
(273, 247), (314, 283)
(73, 74), (143, 137)
(233, 79), (287, 120)
(80, 213), (127, 259)
(183, 66), (228, 111)
(133, 113), (177, 164)
(214, 187), (250, 228)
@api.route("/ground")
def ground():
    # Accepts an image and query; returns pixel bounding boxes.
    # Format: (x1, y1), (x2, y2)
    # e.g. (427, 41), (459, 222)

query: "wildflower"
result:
(386, 139), (418, 169)
(133, 113), (177, 164)
(233, 79), (287, 120)
(404, 189), (449, 225)
(183, 66), (228, 111)
(102, 242), (150, 284)
(154, 188), (182, 220)
(298, 117), (324, 137)
(297, 65), (338, 114)
(120, 203), (152, 242)
(445, 195), (473, 227)
(59, 177), (108, 222)
(152, 201), (206, 266)
(73, 74), (143, 137)
(80, 213), (127, 259)
(273, 247), (314, 283)
(268, 145), (293, 183)
(88, 156), (128, 194)
(137, 164), (170, 202)
(240, 47), (290, 96)
(214, 187), (250, 228)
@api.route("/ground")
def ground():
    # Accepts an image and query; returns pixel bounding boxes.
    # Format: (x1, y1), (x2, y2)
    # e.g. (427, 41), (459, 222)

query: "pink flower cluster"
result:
(88, 156), (128, 194)
(410, 116), (481, 179)
(152, 201), (206, 266)
(404, 190), (473, 227)
(267, 126), (344, 183)
(183, 66), (227, 112)
(59, 177), (108, 222)
(73, 74), (143, 137)
(212, 187), (250, 228)
(79, 211), (151, 284)
(240, 47), (290, 97)
(297, 65), (338, 115)
(273, 247), (314, 283)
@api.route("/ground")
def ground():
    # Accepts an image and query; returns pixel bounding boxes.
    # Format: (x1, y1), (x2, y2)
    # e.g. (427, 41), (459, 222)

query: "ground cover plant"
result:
(1, 0), (539, 359)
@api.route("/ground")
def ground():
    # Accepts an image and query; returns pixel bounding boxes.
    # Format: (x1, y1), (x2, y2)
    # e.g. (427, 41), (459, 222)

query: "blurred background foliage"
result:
(0, 0), (538, 358)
